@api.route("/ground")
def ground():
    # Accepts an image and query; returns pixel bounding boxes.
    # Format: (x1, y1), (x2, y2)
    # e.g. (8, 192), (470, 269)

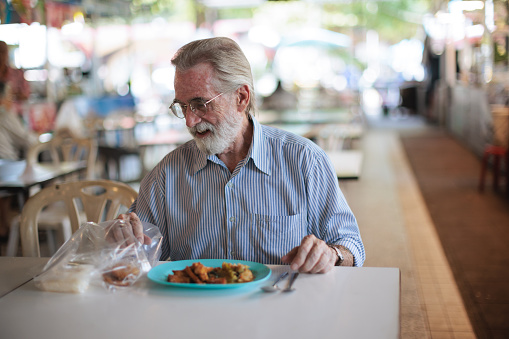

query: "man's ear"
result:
(236, 84), (250, 113)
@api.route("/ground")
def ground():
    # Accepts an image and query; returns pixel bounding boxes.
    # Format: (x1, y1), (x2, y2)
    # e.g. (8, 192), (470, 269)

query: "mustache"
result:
(188, 121), (215, 136)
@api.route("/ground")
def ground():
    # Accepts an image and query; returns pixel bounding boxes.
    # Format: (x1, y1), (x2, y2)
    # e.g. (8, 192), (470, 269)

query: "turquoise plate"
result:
(147, 259), (272, 289)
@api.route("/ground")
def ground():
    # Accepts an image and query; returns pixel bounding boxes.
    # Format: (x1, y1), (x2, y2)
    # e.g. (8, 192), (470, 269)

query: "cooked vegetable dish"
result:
(167, 262), (254, 284)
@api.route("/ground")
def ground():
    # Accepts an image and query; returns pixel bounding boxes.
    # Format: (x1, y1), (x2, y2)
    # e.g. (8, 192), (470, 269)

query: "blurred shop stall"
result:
(422, 0), (509, 157)
(0, 0), (199, 182)
(1, 0), (438, 183)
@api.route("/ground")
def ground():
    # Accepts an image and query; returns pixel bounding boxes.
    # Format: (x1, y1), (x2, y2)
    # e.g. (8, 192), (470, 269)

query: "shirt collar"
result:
(249, 116), (271, 176)
(190, 115), (271, 176)
(192, 146), (209, 174)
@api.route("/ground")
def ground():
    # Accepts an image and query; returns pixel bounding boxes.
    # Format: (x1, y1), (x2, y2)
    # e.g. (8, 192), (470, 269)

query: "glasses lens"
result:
(170, 103), (185, 119)
(189, 101), (207, 117)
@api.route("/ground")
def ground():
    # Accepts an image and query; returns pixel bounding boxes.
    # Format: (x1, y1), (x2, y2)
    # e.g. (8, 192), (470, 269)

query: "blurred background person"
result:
(0, 41), (37, 245)
(0, 40), (30, 117)
(0, 40), (37, 160)
(0, 81), (37, 159)
(0, 39), (35, 158)
(0, 80), (37, 248)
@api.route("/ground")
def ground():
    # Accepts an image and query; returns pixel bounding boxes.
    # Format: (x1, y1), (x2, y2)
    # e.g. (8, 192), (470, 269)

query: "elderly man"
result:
(124, 37), (364, 273)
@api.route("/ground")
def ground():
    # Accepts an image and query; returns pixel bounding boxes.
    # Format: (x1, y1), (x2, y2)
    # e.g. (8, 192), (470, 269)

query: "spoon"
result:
(282, 272), (299, 292)
(261, 271), (289, 292)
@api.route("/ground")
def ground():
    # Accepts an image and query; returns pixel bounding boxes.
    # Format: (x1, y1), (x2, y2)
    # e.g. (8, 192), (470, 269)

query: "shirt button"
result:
(228, 182), (234, 188)
(229, 216), (235, 222)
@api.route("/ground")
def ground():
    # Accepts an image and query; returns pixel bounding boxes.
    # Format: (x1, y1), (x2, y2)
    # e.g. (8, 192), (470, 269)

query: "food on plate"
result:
(102, 263), (141, 287)
(167, 262), (254, 284)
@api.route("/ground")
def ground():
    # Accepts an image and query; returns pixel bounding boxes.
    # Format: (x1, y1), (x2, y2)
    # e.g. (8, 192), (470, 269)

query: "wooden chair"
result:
(19, 180), (138, 257)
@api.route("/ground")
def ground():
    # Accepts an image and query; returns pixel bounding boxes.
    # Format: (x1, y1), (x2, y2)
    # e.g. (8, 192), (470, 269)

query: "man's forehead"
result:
(174, 64), (216, 99)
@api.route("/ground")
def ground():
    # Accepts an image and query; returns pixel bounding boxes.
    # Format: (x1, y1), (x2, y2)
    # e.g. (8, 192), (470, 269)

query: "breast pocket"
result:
(250, 213), (306, 263)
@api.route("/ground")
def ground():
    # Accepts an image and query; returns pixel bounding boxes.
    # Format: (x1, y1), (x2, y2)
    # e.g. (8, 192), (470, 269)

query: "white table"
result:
(0, 259), (400, 339)
(0, 160), (87, 210)
(0, 161), (88, 255)
(257, 108), (355, 125)
(0, 160), (87, 190)
(0, 257), (47, 298)
(326, 150), (364, 180)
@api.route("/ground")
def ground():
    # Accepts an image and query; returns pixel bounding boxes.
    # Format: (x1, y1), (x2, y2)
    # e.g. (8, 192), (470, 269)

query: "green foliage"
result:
(222, 1), (430, 44)
(123, 0), (431, 43)
(129, 0), (195, 22)
(218, 7), (255, 20)
(322, 0), (430, 44)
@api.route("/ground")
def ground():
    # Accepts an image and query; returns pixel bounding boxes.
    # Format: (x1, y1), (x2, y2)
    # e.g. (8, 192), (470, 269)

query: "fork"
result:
(282, 272), (299, 292)
(261, 271), (289, 292)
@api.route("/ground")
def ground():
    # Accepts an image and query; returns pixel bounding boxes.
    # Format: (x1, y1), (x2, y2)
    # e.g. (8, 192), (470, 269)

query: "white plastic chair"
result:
(25, 130), (97, 180)
(6, 132), (98, 256)
(19, 180), (138, 257)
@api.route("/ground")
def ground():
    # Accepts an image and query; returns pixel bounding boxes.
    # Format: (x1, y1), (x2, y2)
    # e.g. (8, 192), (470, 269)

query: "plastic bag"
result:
(34, 218), (162, 293)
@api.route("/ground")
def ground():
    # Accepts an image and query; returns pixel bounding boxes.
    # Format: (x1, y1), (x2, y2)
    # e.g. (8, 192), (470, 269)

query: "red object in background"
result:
(45, 1), (81, 28)
(7, 68), (30, 102)
(478, 145), (509, 193)
(28, 101), (56, 133)
(11, 0), (33, 24)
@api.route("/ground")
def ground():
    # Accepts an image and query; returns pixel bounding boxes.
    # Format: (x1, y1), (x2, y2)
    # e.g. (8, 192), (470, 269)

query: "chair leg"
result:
(61, 217), (72, 242)
(46, 229), (57, 255)
(478, 152), (488, 192)
(506, 150), (509, 196)
(6, 216), (20, 256)
(493, 155), (500, 192)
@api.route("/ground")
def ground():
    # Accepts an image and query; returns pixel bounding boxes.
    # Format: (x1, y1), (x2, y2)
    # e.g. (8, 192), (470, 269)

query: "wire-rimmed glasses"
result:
(169, 92), (224, 119)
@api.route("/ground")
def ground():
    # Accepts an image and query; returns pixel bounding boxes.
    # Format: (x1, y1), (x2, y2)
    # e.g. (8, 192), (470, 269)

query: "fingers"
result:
(288, 234), (316, 271)
(116, 213), (129, 221)
(281, 247), (298, 264)
(127, 212), (146, 244)
(310, 248), (335, 274)
(113, 212), (150, 245)
(109, 219), (128, 244)
(286, 235), (336, 274)
(142, 234), (152, 246)
(106, 218), (133, 245)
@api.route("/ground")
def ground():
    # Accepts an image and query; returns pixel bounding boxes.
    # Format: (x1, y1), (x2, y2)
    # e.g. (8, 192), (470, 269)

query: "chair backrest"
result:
(26, 131), (97, 180)
(19, 180), (138, 257)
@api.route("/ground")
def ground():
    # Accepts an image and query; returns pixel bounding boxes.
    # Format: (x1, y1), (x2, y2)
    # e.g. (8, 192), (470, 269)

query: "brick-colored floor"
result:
(400, 127), (509, 339)
(345, 112), (508, 338)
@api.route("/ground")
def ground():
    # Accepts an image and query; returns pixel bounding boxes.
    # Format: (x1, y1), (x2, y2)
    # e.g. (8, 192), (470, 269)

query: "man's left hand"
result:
(281, 235), (336, 274)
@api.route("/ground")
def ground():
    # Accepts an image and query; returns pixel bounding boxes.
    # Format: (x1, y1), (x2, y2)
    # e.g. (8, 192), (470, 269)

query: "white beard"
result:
(188, 112), (244, 155)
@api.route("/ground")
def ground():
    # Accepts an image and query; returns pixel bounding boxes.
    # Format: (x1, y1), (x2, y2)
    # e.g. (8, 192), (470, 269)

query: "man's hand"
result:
(116, 212), (152, 245)
(281, 235), (336, 274)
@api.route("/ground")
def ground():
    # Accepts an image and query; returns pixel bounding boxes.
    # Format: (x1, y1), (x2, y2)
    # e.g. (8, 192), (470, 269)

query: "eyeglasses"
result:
(169, 92), (224, 119)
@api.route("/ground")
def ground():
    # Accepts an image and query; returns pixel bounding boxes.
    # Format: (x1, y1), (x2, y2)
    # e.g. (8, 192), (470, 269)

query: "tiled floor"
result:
(342, 114), (476, 338)
(400, 128), (509, 339)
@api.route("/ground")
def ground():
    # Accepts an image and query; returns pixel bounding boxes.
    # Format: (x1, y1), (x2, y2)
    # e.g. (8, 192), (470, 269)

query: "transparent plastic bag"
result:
(34, 218), (162, 293)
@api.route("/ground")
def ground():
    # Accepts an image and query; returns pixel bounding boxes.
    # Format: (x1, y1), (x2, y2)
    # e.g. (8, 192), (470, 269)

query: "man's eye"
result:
(192, 102), (207, 111)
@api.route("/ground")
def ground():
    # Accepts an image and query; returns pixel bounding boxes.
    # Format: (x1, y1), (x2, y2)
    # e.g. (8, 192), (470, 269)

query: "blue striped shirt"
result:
(130, 117), (365, 266)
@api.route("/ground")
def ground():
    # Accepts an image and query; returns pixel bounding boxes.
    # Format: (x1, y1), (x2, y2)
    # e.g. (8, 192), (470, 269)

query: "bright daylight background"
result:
(0, 0), (432, 121)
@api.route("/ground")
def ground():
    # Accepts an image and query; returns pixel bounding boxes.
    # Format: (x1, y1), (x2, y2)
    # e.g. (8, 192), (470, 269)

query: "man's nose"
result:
(185, 108), (202, 128)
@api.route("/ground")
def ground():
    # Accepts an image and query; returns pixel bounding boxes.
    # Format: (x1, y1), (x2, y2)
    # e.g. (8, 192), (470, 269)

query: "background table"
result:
(0, 160), (87, 209)
(326, 150), (364, 180)
(0, 259), (400, 339)
(257, 108), (355, 125)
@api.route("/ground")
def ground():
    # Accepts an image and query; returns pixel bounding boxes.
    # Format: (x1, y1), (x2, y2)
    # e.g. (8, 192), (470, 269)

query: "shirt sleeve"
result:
(129, 165), (170, 260)
(304, 148), (365, 267)
(0, 108), (37, 159)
